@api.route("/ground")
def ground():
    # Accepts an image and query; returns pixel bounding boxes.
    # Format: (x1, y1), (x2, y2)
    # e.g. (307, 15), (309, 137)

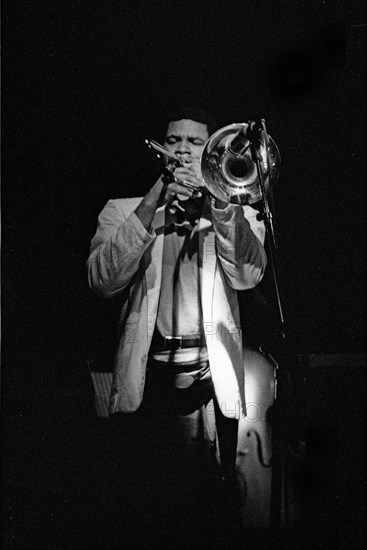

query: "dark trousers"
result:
(142, 362), (238, 478)
(106, 365), (242, 546)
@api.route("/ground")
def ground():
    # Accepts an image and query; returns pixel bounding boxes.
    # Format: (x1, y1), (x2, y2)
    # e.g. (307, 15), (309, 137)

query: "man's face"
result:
(163, 119), (209, 173)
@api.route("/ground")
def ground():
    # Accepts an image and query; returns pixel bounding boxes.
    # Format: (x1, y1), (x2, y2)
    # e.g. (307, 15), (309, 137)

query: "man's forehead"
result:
(165, 119), (209, 138)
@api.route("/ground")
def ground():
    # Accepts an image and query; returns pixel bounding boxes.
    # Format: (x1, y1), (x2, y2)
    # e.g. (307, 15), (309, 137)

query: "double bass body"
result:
(237, 347), (277, 528)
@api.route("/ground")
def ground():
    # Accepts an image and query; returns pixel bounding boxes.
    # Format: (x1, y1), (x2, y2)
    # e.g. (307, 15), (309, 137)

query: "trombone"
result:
(145, 120), (280, 205)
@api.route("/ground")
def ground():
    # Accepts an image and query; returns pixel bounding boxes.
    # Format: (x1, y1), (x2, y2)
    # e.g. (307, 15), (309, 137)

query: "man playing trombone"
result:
(86, 105), (267, 541)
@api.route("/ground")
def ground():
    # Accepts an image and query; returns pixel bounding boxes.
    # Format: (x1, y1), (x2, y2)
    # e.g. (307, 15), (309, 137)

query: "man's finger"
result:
(174, 177), (202, 194)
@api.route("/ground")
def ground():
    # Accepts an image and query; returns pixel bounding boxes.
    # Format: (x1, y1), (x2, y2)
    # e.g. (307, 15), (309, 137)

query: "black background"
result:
(2, 1), (366, 549)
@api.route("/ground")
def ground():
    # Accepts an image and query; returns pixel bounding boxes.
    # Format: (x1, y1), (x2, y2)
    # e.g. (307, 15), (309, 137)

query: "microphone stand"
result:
(249, 120), (292, 533)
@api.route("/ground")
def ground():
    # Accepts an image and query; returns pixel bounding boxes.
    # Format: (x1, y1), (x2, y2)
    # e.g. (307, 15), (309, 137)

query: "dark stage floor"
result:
(2, 356), (366, 550)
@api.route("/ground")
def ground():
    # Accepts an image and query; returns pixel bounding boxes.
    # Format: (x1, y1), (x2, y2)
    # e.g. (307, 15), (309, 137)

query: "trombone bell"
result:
(201, 123), (280, 205)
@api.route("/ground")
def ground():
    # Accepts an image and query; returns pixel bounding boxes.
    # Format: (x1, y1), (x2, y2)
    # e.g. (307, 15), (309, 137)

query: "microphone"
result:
(246, 119), (264, 141)
(227, 120), (264, 156)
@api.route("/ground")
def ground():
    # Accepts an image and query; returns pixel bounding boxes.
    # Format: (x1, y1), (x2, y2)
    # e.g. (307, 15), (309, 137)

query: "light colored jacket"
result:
(87, 196), (267, 418)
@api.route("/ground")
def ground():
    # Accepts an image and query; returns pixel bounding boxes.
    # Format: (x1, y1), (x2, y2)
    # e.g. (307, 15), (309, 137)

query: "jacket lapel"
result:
(143, 204), (166, 339)
(198, 197), (216, 322)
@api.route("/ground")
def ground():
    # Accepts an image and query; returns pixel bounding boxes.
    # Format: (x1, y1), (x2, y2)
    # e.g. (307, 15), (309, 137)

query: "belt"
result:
(151, 332), (204, 352)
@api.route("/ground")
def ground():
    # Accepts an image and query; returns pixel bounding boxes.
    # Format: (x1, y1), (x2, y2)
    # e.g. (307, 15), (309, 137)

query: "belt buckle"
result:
(164, 336), (182, 350)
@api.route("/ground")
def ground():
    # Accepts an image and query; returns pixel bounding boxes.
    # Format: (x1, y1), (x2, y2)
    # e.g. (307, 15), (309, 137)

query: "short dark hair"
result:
(164, 105), (218, 138)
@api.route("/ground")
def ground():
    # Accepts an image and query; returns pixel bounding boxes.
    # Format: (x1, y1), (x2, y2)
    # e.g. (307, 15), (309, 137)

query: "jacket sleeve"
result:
(211, 202), (267, 290)
(86, 199), (155, 298)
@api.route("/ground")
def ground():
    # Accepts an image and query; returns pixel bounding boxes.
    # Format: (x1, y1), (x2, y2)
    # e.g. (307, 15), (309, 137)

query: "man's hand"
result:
(134, 164), (202, 232)
(162, 163), (203, 204)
